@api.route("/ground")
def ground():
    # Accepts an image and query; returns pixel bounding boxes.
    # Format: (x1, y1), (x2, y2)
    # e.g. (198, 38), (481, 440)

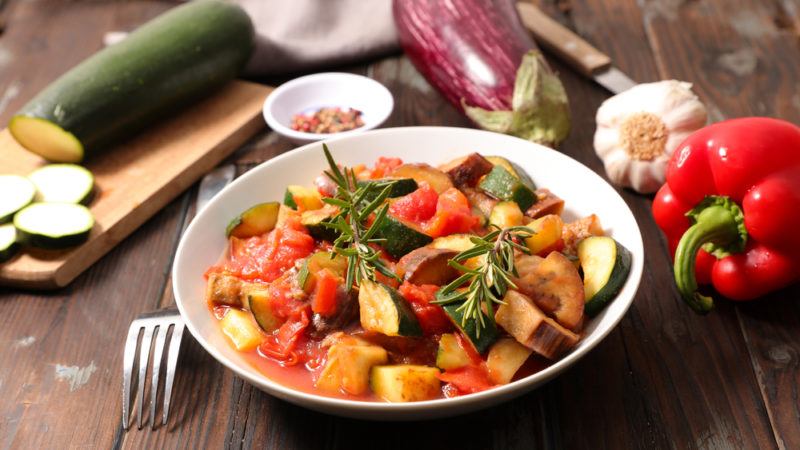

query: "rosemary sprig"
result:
(320, 144), (401, 290)
(433, 226), (533, 336)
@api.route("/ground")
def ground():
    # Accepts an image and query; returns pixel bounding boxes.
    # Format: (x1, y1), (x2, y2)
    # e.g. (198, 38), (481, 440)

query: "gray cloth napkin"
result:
(235, 0), (400, 76)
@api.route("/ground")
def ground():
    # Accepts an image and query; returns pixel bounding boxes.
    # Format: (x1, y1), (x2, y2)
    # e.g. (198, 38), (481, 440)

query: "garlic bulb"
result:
(594, 80), (707, 193)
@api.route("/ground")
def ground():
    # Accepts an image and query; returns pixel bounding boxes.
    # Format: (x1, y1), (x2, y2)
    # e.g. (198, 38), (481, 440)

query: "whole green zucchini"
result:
(9, 0), (254, 162)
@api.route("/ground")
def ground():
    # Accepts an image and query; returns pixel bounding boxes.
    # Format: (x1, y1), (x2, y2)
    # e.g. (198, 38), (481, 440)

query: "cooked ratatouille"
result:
(204, 146), (631, 402)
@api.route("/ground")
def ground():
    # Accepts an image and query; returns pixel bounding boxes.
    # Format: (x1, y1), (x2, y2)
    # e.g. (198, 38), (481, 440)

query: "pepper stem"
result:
(673, 196), (747, 313)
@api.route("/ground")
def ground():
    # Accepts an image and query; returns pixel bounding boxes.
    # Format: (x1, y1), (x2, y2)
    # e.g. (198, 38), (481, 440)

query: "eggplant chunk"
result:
(205, 273), (244, 307)
(390, 163), (454, 194)
(462, 187), (498, 220)
(495, 290), (579, 360)
(311, 287), (360, 336)
(512, 252), (584, 331)
(526, 189), (565, 219)
(440, 153), (494, 187)
(397, 247), (459, 285)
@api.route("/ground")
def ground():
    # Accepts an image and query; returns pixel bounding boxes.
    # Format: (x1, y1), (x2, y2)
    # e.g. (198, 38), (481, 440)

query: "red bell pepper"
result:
(653, 117), (800, 312)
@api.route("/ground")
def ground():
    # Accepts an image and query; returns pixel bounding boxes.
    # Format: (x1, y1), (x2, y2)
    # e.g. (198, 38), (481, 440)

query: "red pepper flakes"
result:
(290, 107), (365, 134)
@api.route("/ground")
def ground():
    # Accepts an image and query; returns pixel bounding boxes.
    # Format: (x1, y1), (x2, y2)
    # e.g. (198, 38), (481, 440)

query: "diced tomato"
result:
(423, 188), (481, 238)
(266, 272), (307, 320)
(259, 310), (310, 366)
(311, 269), (339, 317)
(389, 183), (439, 223)
(212, 215), (315, 283)
(369, 157), (403, 179)
(398, 282), (453, 335)
(437, 365), (494, 394)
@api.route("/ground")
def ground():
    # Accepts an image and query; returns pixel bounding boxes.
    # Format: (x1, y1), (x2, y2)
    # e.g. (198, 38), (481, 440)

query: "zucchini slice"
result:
(283, 185), (323, 211)
(485, 156), (536, 190)
(370, 365), (441, 402)
(358, 280), (422, 337)
(374, 215), (432, 259)
(479, 166), (537, 211)
(300, 205), (340, 242)
(298, 251), (348, 293)
(0, 175), (36, 223)
(226, 202), (280, 238)
(489, 201), (524, 230)
(435, 333), (472, 370)
(358, 178), (418, 201)
(28, 164), (94, 204)
(0, 224), (19, 262)
(441, 299), (498, 354)
(244, 288), (284, 333)
(14, 203), (94, 249)
(578, 236), (632, 316)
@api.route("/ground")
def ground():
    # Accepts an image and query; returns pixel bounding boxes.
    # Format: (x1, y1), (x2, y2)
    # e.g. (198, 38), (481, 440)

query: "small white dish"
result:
(263, 72), (394, 145)
(173, 127), (644, 420)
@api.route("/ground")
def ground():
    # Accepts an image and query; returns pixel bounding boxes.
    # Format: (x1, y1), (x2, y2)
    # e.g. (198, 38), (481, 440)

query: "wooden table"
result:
(2, 1), (798, 449)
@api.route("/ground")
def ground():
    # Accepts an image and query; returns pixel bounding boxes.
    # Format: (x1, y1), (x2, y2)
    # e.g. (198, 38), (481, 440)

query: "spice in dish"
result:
(290, 107), (365, 134)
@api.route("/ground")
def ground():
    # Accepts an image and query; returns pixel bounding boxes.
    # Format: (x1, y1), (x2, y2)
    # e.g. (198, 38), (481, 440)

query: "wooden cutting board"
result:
(0, 80), (273, 289)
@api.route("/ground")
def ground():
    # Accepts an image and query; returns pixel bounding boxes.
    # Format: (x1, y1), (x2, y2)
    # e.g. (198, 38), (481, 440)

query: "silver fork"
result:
(122, 308), (185, 430)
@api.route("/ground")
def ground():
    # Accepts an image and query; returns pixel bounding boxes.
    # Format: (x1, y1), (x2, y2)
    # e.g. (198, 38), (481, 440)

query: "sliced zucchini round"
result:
(374, 215), (432, 259)
(14, 202), (94, 249)
(358, 280), (422, 337)
(0, 224), (19, 262)
(226, 202), (280, 238)
(578, 236), (632, 316)
(28, 164), (95, 204)
(0, 175), (36, 223)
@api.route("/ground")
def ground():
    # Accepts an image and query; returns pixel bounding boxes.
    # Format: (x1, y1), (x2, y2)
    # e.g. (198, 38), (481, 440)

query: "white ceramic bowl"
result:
(263, 72), (394, 145)
(173, 127), (644, 420)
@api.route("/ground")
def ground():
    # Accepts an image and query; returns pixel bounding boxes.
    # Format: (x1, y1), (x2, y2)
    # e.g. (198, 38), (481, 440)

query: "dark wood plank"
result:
(532, 0), (780, 448)
(638, 0), (800, 447)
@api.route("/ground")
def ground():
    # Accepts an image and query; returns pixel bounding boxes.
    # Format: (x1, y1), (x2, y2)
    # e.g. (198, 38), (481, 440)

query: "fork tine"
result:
(149, 324), (169, 429)
(122, 322), (143, 430)
(136, 324), (156, 430)
(161, 319), (185, 426)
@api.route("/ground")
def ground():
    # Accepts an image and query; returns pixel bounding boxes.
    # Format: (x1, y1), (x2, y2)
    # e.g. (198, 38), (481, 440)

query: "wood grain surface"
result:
(1, 0), (799, 449)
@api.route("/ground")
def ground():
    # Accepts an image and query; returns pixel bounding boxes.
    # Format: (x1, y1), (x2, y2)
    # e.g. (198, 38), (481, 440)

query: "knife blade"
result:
(516, 2), (637, 94)
(196, 164), (235, 212)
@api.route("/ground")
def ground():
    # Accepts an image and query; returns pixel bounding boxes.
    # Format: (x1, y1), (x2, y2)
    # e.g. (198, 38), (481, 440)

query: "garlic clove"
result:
(593, 126), (621, 158)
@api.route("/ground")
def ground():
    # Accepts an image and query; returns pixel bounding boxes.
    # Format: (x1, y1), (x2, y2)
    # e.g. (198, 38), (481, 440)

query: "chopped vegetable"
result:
(485, 156), (537, 191)
(440, 153), (494, 187)
(396, 247), (458, 285)
(370, 365), (441, 402)
(0, 175), (36, 223)
(489, 201), (524, 230)
(398, 282), (453, 335)
(442, 302), (497, 354)
(300, 204), (339, 242)
(388, 183), (439, 223)
(221, 309), (264, 351)
(358, 178), (418, 201)
(562, 215), (604, 255)
(311, 268), (340, 317)
(423, 188), (480, 238)
(28, 164), (94, 204)
(14, 203), (94, 249)
(526, 189), (564, 219)
(495, 290), (579, 360)
(435, 333), (472, 370)
(298, 251), (348, 293)
(374, 215), (433, 259)
(206, 272), (245, 307)
(244, 288), (284, 333)
(486, 338), (532, 385)
(316, 340), (388, 395)
(479, 166), (536, 211)
(283, 185), (323, 211)
(524, 214), (564, 256)
(578, 236), (632, 316)
(226, 202), (280, 238)
(390, 163), (454, 194)
(358, 279), (422, 337)
(512, 252), (584, 331)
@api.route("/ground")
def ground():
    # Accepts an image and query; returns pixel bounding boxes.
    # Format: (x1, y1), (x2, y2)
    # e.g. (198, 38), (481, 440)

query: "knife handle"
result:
(516, 2), (611, 77)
